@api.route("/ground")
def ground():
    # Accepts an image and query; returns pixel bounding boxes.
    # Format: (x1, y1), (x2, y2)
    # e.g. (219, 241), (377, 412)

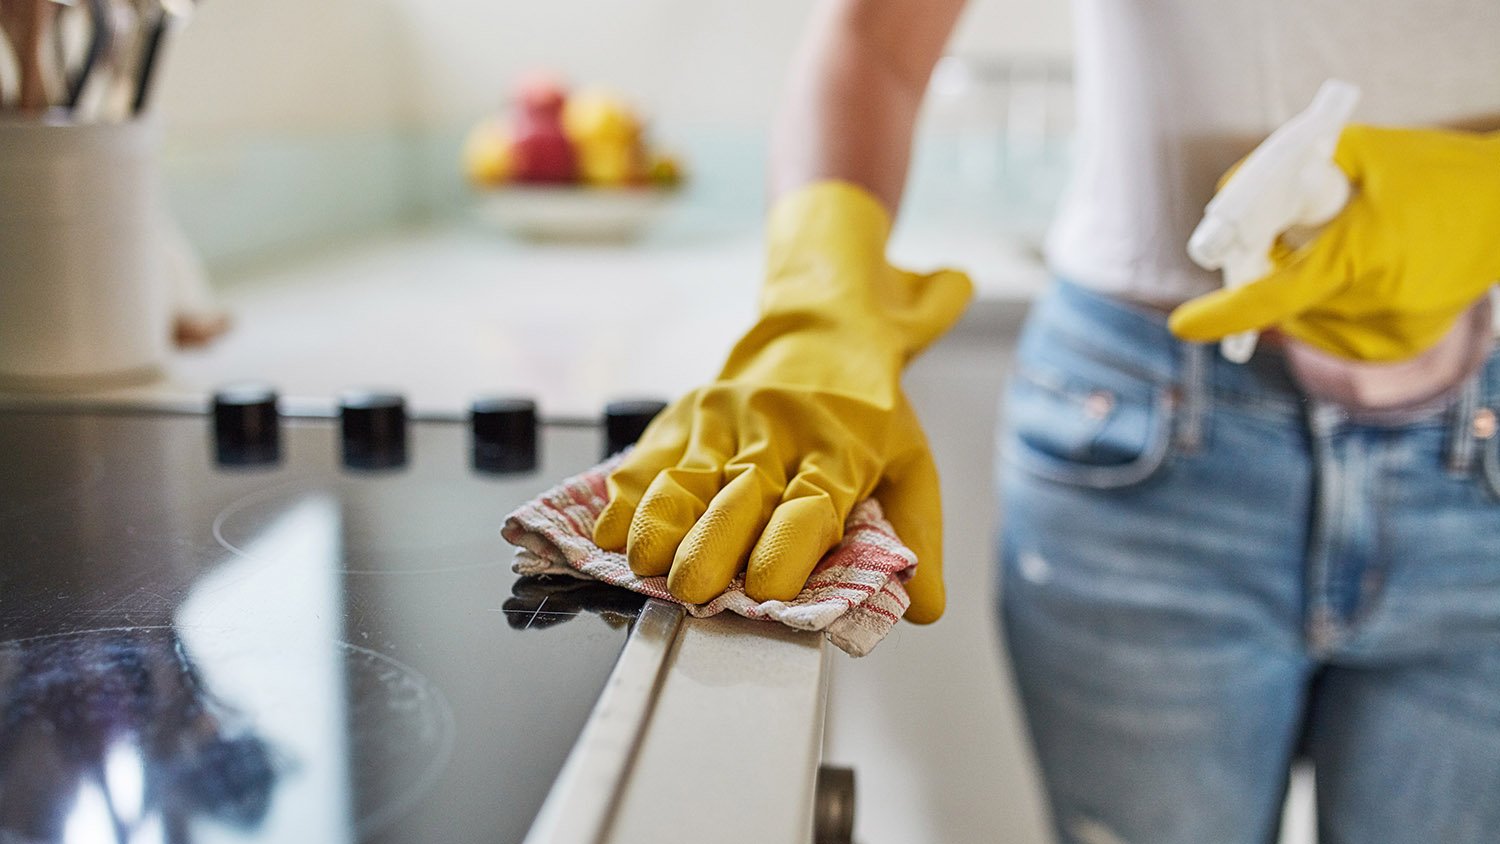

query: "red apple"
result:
(510, 73), (577, 184)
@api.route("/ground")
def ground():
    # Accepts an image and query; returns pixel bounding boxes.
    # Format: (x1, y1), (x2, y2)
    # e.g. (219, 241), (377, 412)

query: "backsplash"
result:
(161, 117), (1073, 276)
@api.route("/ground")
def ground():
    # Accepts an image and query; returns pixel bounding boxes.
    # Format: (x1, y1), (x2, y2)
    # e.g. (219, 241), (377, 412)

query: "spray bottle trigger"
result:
(1296, 159), (1354, 227)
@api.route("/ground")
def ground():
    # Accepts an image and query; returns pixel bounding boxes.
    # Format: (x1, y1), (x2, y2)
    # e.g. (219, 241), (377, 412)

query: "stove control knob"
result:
(212, 383), (280, 465)
(340, 390), (407, 470)
(604, 399), (668, 458)
(814, 765), (857, 844)
(471, 396), (538, 473)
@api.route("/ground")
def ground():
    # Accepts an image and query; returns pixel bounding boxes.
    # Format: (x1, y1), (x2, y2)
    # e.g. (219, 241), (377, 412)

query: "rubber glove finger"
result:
(621, 389), (751, 576)
(748, 449), (868, 601)
(664, 463), (782, 604)
(1167, 211), (1358, 342)
(741, 492), (843, 602)
(893, 268), (976, 355)
(593, 432), (688, 552)
(625, 463), (723, 577)
(874, 444), (945, 624)
(743, 456), (858, 602)
(741, 434), (864, 599)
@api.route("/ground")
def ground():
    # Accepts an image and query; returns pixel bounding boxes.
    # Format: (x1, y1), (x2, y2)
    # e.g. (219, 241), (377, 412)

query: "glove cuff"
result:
(765, 180), (892, 282)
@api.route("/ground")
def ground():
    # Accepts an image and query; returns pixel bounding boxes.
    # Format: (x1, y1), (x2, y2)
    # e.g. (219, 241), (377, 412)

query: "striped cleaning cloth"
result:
(500, 453), (918, 657)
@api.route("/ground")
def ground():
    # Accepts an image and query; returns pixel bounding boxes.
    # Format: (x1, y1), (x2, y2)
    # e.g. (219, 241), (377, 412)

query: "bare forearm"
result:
(770, 0), (968, 212)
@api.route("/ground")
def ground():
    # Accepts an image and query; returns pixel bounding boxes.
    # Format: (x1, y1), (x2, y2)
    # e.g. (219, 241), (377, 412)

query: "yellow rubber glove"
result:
(592, 181), (973, 622)
(1169, 125), (1500, 361)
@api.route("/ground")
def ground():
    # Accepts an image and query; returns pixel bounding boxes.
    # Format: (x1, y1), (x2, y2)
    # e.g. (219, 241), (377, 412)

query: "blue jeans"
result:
(998, 281), (1500, 844)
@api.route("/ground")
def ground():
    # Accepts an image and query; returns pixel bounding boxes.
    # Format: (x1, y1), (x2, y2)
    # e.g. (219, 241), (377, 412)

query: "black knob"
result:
(340, 390), (407, 470)
(471, 396), (538, 473)
(814, 766), (856, 844)
(604, 399), (668, 458)
(212, 383), (280, 466)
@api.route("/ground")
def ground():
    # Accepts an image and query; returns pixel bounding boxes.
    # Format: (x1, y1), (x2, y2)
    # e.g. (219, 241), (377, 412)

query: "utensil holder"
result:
(0, 119), (171, 389)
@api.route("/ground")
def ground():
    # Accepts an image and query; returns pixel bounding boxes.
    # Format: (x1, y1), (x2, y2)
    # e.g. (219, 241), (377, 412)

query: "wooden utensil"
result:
(0, 0), (58, 113)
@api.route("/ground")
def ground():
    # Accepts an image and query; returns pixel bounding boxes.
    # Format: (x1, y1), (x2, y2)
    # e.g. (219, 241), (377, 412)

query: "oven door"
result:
(527, 600), (837, 844)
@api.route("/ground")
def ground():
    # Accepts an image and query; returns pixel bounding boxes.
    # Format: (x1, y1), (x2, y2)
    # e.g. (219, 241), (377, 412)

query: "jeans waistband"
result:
(1031, 280), (1500, 464)
(1031, 280), (1302, 405)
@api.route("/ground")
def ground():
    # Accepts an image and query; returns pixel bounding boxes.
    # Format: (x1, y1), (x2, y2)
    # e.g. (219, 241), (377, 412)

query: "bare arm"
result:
(770, 0), (970, 212)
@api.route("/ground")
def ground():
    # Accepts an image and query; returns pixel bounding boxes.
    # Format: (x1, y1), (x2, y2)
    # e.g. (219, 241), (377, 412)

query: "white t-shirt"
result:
(1046, 0), (1500, 306)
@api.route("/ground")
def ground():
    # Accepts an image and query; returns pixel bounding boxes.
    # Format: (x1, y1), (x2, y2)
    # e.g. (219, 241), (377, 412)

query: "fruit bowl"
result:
(474, 185), (680, 243)
(464, 76), (686, 243)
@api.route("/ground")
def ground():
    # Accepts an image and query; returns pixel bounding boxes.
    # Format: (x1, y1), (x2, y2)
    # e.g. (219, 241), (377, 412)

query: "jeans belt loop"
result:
(1478, 361), (1500, 479)
(1175, 342), (1211, 454)
(1446, 376), (1482, 474)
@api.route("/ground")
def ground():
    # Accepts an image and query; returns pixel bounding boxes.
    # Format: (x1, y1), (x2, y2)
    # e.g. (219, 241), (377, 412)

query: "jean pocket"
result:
(1003, 362), (1175, 490)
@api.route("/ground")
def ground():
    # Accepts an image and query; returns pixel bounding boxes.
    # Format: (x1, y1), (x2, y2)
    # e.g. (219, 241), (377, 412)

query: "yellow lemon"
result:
(462, 119), (513, 186)
(563, 90), (642, 145)
(575, 139), (643, 187)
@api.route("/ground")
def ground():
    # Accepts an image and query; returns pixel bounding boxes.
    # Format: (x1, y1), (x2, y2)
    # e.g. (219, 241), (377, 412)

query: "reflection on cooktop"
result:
(502, 577), (649, 631)
(0, 628), (277, 842)
(0, 628), (454, 843)
(0, 406), (646, 843)
(213, 480), (508, 575)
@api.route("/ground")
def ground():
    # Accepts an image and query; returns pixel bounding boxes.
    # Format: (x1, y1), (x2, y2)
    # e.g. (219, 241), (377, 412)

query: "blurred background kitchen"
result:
(149, 3), (1065, 838)
(1, 1), (1316, 841)
(152, 0), (1068, 263)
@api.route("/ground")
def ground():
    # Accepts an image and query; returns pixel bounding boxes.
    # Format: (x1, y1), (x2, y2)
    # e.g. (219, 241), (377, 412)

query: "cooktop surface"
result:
(0, 402), (649, 844)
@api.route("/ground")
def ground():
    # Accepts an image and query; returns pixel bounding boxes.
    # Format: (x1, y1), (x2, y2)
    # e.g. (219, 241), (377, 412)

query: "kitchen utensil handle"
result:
(66, 0), (110, 110)
(130, 8), (164, 114)
(16, 0), (51, 112)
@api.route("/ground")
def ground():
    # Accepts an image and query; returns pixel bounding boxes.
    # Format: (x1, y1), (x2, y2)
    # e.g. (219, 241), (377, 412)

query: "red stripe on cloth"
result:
(539, 496), (592, 537)
(842, 552), (909, 573)
(805, 580), (878, 595)
(561, 480), (601, 514)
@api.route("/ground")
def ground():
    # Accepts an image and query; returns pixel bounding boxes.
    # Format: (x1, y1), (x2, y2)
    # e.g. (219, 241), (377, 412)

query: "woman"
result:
(594, 2), (1500, 841)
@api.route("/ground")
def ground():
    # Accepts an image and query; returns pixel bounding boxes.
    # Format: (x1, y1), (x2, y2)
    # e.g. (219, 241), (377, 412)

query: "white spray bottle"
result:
(1187, 79), (1362, 363)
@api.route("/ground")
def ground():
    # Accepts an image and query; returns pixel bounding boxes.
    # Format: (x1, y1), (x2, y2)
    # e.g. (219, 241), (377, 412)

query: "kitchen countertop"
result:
(9, 222), (1047, 418)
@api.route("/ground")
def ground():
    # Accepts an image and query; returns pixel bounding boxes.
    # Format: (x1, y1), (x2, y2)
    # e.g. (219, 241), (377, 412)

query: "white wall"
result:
(953, 0), (1073, 59)
(156, 0), (409, 137)
(159, 0), (1071, 135)
(153, 0), (415, 267)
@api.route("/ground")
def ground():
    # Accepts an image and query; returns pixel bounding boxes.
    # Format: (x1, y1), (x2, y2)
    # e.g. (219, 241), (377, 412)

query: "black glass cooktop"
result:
(0, 403), (646, 844)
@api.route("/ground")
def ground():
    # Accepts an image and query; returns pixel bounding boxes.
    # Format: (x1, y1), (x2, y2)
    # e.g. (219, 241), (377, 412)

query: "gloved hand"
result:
(1169, 125), (1500, 361)
(592, 181), (972, 622)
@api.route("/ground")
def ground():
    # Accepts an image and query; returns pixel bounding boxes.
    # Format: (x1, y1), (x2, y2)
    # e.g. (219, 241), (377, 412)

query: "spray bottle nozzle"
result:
(1187, 79), (1362, 363)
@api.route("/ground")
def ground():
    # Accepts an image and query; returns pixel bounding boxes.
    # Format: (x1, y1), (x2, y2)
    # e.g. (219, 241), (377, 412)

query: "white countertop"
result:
(8, 223), (1046, 418)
